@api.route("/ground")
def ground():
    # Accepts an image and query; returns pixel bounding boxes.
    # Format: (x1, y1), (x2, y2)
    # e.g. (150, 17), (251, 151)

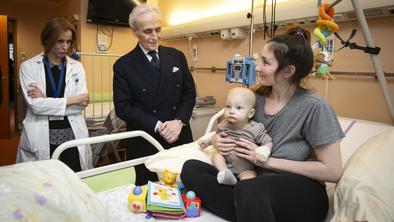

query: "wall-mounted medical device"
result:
(225, 55), (255, 85)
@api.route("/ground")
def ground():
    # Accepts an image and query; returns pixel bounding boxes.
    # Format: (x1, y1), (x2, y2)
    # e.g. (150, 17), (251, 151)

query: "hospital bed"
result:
(1, 110), (393, 222)
(55, 109), (394, 222)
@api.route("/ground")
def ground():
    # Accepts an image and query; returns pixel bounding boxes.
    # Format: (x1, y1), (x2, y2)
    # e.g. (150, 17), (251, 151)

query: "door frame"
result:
(8, 18), (19, 133)
(0, 15), (11, 138)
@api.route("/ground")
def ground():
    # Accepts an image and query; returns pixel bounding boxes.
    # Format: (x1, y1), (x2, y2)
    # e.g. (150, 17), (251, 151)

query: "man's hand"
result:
(158, 119), (183, 144)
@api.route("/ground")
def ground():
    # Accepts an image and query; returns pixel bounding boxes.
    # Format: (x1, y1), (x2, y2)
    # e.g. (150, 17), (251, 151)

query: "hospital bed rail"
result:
(205, 108), (224, 135)
(52, 109), (225, 180)
(52, 130), (164, 179)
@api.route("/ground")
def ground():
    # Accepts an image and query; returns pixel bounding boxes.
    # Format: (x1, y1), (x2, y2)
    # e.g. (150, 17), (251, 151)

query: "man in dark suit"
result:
(113, 3), (196, 185)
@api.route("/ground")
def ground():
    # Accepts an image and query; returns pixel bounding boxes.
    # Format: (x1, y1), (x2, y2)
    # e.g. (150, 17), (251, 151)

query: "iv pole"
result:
(350, 0), (394, 124)
(248, 0), (255, 57)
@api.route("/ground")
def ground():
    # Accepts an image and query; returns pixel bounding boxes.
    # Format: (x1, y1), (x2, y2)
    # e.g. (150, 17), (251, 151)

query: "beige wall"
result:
(165, 17), (394, 124)
(0, 0), (61, 69)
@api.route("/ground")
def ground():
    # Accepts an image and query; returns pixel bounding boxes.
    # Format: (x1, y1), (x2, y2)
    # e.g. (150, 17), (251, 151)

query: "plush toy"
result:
(314, 47), (335, 80)
(159, 169), (178, 188)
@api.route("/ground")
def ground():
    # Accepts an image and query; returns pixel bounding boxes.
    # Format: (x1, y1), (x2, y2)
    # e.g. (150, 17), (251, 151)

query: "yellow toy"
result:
(127, 185), (148, 213)
(159, 169), (178, 188)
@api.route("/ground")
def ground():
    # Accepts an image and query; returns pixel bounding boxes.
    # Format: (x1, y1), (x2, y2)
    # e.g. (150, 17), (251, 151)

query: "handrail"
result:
(52, 130), (164, 179)
(52, 130), (164, 160)
(204, 108), (225, 135)
(77, 52), (122, 57)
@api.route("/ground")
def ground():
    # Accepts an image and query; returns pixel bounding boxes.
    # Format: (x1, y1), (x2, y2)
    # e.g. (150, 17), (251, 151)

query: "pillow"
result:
(331, 128), (394, 222)
(0, 160), (110, 222)
(145, 132), (217, 176)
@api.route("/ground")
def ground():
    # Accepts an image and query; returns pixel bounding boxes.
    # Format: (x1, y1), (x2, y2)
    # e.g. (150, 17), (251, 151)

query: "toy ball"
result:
(178, 182), (185, 190)
(186, 191), (196, 200)
(133, 186), (143, 195)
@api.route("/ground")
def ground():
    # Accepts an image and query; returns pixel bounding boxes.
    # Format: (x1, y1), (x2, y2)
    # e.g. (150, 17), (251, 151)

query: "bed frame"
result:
(52, 109), (224, 180)
(52, 130), (165, 180)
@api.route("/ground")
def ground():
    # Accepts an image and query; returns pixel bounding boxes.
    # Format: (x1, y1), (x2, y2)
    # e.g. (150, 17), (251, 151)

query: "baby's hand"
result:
(197, 139), (210, 149)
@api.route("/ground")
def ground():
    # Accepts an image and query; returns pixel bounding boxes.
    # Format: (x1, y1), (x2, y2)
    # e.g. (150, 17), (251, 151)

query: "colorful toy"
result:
(313, 2), (338, 80)
(313, 3), (339, 45)
(182, 191), (201, 218)
(159, 169), (178, 188)
(127, 185), (148, 213)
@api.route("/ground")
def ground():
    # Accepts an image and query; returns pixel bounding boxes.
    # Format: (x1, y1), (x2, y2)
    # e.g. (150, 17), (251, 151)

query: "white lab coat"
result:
(17, 53), (92, 170)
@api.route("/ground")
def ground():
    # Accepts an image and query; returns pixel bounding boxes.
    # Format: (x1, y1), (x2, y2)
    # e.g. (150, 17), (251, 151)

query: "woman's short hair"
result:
(128, 3), (161, 31)
(41, 17), (76, 54)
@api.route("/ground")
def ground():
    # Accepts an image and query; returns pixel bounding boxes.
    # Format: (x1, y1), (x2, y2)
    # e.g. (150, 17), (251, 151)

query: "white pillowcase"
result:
(145, 132), (216, 176)
(331, 128), (394, 222)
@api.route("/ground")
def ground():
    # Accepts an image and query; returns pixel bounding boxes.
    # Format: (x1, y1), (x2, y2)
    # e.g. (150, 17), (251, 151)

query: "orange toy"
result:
(319, 3), (335, 20)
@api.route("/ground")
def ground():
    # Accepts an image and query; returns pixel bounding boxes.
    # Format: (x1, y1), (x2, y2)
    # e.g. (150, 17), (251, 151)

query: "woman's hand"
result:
(234, 137), (261, 165)
(67, 94), (89, 106)
(211, 132), (236, 156)
(27, 83), (46, 98)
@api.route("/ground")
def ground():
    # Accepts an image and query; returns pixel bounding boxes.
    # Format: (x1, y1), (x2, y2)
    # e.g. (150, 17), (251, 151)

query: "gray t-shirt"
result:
(217, 120), (272, 145)
(254, 89), (344, 162)
(216, 120), (272, 174)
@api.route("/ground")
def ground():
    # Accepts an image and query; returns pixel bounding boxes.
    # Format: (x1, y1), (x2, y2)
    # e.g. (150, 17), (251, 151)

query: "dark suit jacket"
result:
(113, 44), (196, 159)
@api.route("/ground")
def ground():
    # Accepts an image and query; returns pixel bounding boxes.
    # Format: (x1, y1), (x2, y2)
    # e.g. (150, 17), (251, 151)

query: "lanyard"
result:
(43, 57), (66, 98)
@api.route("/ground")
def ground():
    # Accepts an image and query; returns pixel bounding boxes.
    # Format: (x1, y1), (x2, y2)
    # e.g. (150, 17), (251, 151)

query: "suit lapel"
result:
(129, 45), (159, 88)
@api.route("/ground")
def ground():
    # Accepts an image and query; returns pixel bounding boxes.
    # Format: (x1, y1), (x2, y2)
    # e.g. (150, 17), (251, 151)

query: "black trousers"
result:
(181, 160), (328, 222)
(50, 144), (81, 172)
(126, 128), (193, 186)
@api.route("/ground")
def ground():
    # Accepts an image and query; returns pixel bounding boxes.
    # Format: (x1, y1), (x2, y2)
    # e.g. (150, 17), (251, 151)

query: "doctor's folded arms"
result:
(113, 3), (196, 185)
(17, 17), (92, 172)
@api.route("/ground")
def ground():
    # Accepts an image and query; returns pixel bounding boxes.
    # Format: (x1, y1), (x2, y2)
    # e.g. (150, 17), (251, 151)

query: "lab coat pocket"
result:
(67, 75), (82, 96)
(20, 122), (43, 152)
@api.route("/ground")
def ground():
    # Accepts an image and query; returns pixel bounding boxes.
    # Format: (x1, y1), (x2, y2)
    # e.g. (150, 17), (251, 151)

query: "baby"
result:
(199, 87), (273, 185)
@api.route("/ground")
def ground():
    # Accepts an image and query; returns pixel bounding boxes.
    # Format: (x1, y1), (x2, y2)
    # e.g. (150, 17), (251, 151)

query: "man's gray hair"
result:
(128, 3), (161, 30)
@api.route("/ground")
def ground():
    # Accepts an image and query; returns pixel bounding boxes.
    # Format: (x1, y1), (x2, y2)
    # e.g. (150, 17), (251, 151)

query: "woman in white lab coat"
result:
(16, 17), (92, 171)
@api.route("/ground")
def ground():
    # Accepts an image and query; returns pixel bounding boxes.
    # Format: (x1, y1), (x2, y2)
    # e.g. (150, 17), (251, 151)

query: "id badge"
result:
(49, 116), (64, 121)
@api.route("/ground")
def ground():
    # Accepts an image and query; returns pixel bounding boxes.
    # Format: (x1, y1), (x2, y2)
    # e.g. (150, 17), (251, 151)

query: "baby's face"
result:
(224, 92), (254, 126)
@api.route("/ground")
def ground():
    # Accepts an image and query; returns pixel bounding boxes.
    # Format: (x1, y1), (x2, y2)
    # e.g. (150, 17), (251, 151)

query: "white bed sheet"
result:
(97, 184), (228, 222)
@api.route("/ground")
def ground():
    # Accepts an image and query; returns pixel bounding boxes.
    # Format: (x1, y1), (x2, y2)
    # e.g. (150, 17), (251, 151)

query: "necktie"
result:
(148, 51), (160, 70)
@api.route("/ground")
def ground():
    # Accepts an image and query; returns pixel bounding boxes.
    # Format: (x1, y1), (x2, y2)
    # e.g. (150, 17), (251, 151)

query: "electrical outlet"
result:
(96, 33), (109, 53)
(192, 44), (198, 62)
